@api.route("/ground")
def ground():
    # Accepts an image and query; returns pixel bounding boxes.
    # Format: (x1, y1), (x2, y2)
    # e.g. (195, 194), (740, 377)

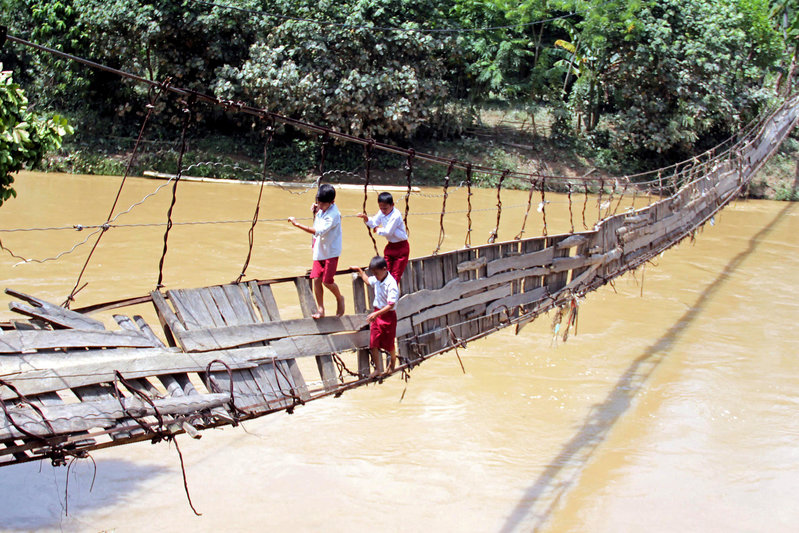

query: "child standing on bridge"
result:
(352, 256), (399, 377)
(288, 184), (345, 319)
(357, 192), (410, 284)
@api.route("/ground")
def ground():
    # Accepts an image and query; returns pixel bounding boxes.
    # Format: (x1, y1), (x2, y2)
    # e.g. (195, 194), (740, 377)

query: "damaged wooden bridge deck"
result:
(1, 94), (797, 468)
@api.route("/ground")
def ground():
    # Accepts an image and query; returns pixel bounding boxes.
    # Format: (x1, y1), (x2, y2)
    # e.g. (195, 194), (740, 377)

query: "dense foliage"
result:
(0, 64), (72, 205)
(0, 0), (795, 174)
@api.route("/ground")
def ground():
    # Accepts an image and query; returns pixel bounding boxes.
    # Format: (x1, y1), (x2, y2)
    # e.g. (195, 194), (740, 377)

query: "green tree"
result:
(0, 64), (73, 205)
(577, 0), (782, 163)
(214, 0), (460, 139)
(771, 0), (798, 94)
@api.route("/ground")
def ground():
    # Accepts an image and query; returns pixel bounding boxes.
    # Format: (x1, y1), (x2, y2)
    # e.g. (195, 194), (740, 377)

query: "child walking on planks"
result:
(352, 256), (399, 376)
(356, 192), (410, 284)
(288, 184), (345, 319)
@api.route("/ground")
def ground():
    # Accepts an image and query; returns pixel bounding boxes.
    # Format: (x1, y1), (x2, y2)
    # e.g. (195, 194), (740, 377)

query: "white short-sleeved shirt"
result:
(368, 273), (399, 310)
(366, 207), (408, 243)
(312, 204), (342, 260)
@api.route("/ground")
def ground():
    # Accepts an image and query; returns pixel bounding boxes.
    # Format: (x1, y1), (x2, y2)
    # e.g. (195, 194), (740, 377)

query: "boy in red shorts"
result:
(288, 184), (345, 318)
(352, 256), (399, 376)
(357, 192), (409, 284)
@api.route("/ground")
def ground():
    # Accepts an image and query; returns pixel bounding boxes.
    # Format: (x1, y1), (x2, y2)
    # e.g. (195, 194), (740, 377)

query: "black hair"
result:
(316, 183), (336, 203)
(369, 255), (388, 271)
(377, 192), (394, 205)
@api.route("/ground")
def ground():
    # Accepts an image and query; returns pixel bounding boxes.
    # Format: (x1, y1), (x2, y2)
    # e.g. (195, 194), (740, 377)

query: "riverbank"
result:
(40, 106), (799, 200)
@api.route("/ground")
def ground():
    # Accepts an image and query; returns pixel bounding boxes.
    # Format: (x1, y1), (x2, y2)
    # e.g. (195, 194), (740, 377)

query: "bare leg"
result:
(385, 348), (397, 374)
(369, 347), (384, 378)
(323, 281), (345, 317)
(312, 278), (324, 319)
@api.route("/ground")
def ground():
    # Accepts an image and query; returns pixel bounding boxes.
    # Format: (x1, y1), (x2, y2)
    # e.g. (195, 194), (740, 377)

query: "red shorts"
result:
(370, 309), (397, 351)
(310, 257), (339, 284)
(384, 240), (410, 283)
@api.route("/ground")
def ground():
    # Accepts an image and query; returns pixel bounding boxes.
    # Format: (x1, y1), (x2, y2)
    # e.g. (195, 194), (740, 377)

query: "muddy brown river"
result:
(1, 171), (798, 532)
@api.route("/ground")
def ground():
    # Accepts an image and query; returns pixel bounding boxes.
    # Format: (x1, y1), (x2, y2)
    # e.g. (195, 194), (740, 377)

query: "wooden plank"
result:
(485, 287), (548, 315)
(250, 362), (293, 409)
(252, 282), (281, 322)
(260, 285), (280, 321)
(269, 330), (370, 359)
(150, 290), (184, 346)
(0, 393), (230, 440)
(195, 289), (227, 328)
(208, 285), (240, 326)
(486, 246), (555, 276)
(172, 314), (368, 352)
(208, 368), (268, 413)
(294, 277), (317, 318)
(556, 234), (588, 249)
(352, 275), (368, 314)
(165, 289), (204, 330)
(357, 349), (371, 378)
(0, 347), (270, 400)
(134, 315), (166, 347)
(284, 359), (310, 401)
(396, 265), (548, 319)
(113, 314), (139, 333)
(396, 285), (511, 337)
(222, 284), (259, 325)
(0, 328), (158, 353)
(316, 355), (338, 391)
(400, 260), (415, 296)
(5, 289), (106, 330)
(456, 256), (487, 274)
(173, 288), (221, 328)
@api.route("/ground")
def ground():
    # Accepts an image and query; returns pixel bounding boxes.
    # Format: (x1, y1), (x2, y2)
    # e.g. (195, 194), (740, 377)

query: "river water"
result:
(1, 171), (798, 532)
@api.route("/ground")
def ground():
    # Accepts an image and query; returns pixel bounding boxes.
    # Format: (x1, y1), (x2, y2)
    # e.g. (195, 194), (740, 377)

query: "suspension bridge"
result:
(1, 32), (797, 472)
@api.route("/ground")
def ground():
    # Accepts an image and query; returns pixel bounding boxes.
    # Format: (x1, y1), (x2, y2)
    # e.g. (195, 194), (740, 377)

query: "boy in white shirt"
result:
(352, 256), (399, 377)
(288, 184), (345, 318)
(357, 192), (409, 284)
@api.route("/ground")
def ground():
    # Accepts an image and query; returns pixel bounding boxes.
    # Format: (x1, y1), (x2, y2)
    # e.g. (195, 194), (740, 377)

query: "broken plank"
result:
(0, 393), (230, 441)
(486, 246), (555, 276)
(294, 277), (317, 318)
(0, 328), (158, 353)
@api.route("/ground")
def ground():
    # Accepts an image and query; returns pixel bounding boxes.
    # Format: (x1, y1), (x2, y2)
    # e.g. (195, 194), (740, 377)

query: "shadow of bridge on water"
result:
(500, 200), (797, 533)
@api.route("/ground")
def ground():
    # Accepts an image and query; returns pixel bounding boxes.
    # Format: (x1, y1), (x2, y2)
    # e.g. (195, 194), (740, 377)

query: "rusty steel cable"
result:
(487, 170), (509, 244)
(515, 177), (537, 240)
(433, 160), (456, 255)
(404, 149), (415, 235)
(236, 119), (275, 283)
(596, 179), (604, 223)
(613, 179), (629, 215)
(156, 97), (194, 289)
(464, 164), (473, 247)
(62, 80), (168, 307)
(318, 131), (330, 180)
(363, 141), (380, 256)
(567, 183), (575, 233)
(540, 176), (548, 237)
(582, 183), (590, 229)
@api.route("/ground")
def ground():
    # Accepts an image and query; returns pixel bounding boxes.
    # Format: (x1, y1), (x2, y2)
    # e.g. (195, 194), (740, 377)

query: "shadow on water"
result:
(500, 201), (797, 533)
(0, 458), (166, 530)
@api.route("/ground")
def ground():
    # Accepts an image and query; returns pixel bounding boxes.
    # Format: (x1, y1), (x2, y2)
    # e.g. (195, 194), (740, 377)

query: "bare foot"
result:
(368, 371), (380, 379)
(312, 307), (324, 319)
(335, 294), (345, 317)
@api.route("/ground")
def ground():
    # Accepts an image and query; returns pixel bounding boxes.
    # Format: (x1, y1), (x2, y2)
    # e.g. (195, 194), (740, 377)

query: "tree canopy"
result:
(0, 63), (72, 205)
(0, 0), (795, 173)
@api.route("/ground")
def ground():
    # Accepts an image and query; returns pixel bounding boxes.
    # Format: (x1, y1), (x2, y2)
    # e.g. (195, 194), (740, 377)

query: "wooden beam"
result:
(6, 289), (106, 330)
